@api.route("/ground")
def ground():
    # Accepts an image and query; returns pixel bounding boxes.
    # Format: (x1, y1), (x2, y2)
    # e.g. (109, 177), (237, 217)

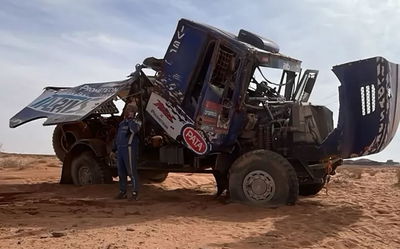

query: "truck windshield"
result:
(248, 66), (288, 102)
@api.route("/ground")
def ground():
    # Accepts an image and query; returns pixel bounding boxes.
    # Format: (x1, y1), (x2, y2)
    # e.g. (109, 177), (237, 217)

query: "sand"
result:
(0, 153), (399, 249)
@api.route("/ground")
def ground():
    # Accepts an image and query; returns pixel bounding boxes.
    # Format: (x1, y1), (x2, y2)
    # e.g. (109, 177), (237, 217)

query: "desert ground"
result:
(0, 153), (399, 249)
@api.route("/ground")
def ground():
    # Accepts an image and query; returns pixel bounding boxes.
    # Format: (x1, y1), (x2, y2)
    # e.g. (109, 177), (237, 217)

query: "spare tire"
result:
(52, 125), (79, 162)
(53, 123), (93, 162)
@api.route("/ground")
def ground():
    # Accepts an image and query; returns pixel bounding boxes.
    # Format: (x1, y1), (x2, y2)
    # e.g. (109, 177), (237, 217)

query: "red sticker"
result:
(182, 126), (208, 155)
(153, 99), (175, 122)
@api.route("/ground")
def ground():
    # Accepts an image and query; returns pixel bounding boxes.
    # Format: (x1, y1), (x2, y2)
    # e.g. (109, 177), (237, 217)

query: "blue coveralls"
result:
(114, 118), (141, 193)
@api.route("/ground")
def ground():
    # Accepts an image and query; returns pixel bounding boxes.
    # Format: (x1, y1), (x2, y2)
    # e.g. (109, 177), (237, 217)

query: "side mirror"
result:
(293, 70), (318, 102)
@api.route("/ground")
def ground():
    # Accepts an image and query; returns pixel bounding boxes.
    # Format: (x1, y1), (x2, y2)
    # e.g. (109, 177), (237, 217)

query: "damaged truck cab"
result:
(10, 19), (400, 206)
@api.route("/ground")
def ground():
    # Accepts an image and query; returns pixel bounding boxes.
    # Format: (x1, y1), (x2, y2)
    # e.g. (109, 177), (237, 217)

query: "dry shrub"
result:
(47, 162), (60, 168)
(345, 168), (363, 179)
(368, 170), (378, 176)
(396, 169), (400, 187)
(36, 159), (47, 164)
(0, 153), (11, 159)
(0, 158), (24, 170)
(331, 174), (350, 185)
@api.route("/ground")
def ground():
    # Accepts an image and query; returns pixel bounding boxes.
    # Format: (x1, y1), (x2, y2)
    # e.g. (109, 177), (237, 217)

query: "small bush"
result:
(346, 168), (363, 179)
(47, 162), (60, 168)
(331, 175), (350, 185)
(0, 158), (24, 170)
(368, 170), (378, 176)
(396, 169), (400, 187)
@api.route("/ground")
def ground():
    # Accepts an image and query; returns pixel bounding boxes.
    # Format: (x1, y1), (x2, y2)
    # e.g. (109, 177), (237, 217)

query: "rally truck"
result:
(10, 19), (400, 206)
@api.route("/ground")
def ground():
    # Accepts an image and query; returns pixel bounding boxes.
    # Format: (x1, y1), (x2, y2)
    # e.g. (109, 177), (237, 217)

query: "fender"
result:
(60, 139), (108, 184)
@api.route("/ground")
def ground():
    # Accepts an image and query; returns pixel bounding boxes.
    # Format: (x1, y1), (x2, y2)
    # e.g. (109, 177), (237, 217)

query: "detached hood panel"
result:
(322, 57), (400, 158)
(10, 79), (131, 128)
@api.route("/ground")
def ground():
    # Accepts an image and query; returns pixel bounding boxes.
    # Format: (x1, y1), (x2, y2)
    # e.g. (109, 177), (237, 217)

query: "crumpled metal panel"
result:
(321, 56), (400, 158)
(9, 79), (131, 128)
(156, 19), (208, 104)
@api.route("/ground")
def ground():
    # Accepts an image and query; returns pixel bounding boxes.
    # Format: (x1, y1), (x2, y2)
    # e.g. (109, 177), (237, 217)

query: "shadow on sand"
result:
(0, 181), (362, 247)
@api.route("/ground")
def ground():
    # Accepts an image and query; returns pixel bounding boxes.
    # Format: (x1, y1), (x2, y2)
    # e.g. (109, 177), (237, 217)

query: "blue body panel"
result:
(321, 57), (400, 158)
(156, 19), (250, 152)
(9, 80), (129, 128)
(162, 21), (208, 104)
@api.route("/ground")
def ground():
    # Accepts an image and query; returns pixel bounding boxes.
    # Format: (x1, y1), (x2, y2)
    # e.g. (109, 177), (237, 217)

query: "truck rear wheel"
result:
(70, 151), (110, 185)
(229, 150), (298, 206)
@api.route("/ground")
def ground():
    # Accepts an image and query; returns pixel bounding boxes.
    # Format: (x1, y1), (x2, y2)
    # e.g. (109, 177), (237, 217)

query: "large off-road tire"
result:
(70, 151), (110, 185)
(52, 125), (79, 162)
(229, 150), (299, 207)
(139, 171), (169, 183)
(299, 183), (325, 196)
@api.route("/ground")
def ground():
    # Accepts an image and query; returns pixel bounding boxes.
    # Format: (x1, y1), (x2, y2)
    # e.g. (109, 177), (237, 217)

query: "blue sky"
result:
(1, 0), (400, 161)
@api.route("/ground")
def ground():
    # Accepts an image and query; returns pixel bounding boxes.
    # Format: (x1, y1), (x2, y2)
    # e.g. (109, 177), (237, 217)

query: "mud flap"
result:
(321, 57), (400, 158)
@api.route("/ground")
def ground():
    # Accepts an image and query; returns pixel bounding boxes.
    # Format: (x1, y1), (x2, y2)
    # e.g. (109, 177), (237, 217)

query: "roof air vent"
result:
(238, 29), (280, 53)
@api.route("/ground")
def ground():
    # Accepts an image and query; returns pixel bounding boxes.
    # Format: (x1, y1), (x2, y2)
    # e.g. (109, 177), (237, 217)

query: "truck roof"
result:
(179, 18), (302, 71)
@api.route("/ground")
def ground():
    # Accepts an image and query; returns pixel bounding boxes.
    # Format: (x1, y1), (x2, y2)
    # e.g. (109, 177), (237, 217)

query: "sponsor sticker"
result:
(181, 125), (209, 155)
(27, 83), (121, 115)
(153, 99), (176, 122)
(146, 92), (189, 139)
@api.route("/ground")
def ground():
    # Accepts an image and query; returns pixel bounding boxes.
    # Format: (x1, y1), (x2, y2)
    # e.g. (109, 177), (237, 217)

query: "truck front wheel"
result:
(229, 150), (299, 206)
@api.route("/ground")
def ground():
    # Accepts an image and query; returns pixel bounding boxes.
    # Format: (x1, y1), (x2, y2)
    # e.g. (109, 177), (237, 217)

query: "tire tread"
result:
(229, 149), (299, 206)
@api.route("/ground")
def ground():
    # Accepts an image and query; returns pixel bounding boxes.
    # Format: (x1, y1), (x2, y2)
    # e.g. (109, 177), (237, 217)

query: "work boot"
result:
(129, 191), (139, 201)
(115, 191), (127, 199)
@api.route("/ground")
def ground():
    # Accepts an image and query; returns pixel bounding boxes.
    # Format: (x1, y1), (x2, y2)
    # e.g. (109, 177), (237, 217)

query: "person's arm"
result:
(129, 119), (142, 135)
(112, 138), (117, 152)
(136, 120), (142, 131)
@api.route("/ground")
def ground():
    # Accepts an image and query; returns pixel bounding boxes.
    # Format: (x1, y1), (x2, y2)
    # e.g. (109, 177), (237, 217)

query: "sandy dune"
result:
(0, 153), (399, 249)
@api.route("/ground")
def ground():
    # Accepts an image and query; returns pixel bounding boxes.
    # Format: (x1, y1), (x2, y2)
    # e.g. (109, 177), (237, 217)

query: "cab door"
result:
(194, 42), (243, 149)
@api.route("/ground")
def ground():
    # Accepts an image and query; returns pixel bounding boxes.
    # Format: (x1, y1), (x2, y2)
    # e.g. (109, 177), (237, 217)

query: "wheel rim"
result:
(78, 165), (93, 185)
(243, 170), (276, 202)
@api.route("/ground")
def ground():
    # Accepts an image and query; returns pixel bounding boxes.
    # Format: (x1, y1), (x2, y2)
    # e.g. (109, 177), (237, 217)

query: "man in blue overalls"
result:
(113, 102), (142, 200)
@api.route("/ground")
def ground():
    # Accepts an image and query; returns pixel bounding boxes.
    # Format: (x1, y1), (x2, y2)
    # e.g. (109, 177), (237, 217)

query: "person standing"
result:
(113, 102), (142, 200)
